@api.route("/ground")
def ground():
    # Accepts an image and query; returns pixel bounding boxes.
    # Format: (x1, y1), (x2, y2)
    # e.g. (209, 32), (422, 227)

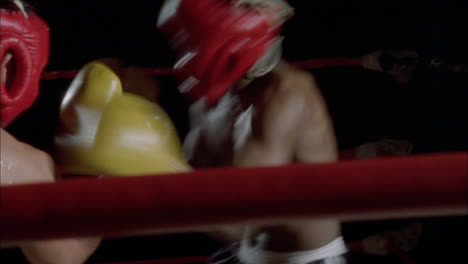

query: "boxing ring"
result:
(2, 57), (468, 263)
(2, 1), (468, 263)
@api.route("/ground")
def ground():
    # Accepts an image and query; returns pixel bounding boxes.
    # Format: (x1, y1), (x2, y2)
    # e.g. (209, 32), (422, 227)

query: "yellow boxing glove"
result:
(55, 60), (190, 176)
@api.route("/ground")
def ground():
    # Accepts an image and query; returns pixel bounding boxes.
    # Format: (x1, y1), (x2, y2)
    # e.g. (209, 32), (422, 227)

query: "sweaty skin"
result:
(189, 60), (341, 252)
(1, 129), (100, 264)
(1, 129), (55, 185)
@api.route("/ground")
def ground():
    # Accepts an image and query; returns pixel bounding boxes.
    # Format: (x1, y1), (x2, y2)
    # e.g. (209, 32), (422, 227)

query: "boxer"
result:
(158, 0), (348, 263)
(1, 1), (100, 263)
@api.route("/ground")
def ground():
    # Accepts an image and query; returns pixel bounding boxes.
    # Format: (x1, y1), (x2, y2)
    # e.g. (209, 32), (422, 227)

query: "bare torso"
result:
(1, 128), (101, 264)
(186, 61), (337, 168)
(185, 61), (340, 251)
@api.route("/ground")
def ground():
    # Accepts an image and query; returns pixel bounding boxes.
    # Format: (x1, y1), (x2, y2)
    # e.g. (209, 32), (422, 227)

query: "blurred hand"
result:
(363, 50), (419, 84)
(355, 139), (414, 159)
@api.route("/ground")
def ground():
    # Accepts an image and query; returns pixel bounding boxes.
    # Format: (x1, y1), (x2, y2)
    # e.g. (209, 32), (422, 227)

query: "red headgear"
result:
(157, 0), (285, 106)
(0, 1), (50, 127)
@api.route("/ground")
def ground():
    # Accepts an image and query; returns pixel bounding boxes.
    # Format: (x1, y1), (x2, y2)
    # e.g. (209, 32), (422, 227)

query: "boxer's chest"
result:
(204, 95), (253, 157)
(185, 91), (254, 165)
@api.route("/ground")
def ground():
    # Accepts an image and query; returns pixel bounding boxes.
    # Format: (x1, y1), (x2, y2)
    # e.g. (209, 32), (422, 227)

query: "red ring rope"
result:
(40, 57), (364, 80)
(1, 152), (466, 243)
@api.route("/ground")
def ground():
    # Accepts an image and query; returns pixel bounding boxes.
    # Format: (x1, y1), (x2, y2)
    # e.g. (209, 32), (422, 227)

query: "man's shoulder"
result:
(262, 62), (330, 123)
(273, 62), (318, 94)
(253, 65), (313, 122)
(266, 63), (320, 107)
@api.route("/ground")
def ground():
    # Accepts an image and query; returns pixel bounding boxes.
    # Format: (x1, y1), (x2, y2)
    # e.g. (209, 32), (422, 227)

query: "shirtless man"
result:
(1, 129), (102, 264)
(1, 1), (100, 263)
(158, 0), (348, 263)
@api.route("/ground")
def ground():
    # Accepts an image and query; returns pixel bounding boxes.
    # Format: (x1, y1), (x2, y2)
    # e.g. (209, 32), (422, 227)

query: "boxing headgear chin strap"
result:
(0, 2), (50, 127)
(157, 0), (286, 106)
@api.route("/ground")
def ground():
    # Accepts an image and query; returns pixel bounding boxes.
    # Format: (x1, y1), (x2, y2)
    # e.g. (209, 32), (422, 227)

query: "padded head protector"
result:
(158, 0), (290, 105)
(1, 0), (50, 127)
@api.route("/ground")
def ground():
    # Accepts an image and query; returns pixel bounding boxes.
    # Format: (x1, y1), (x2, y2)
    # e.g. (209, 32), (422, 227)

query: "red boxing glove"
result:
(0, 1), (50, 127)
(157, 0), (286, 106)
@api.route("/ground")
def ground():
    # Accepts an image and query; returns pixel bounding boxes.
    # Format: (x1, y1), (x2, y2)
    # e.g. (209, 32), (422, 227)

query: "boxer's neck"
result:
(232, 60), (287, 109)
